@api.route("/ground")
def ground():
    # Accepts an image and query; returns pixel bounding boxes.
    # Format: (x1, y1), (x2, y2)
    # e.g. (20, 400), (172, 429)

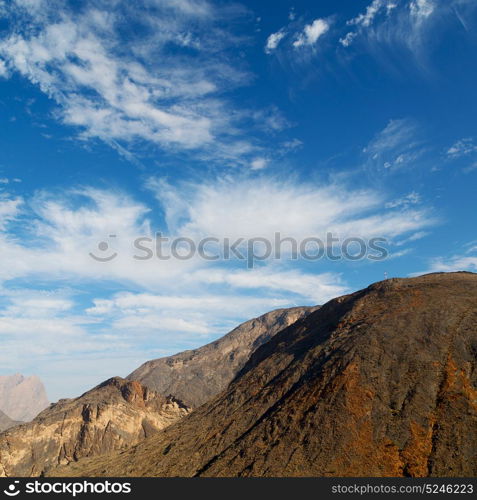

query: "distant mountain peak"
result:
(0, 374), (49, 421)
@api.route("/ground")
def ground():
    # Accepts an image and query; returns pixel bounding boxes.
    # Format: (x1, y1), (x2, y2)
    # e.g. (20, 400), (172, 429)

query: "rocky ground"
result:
(0, 377), (190, 477)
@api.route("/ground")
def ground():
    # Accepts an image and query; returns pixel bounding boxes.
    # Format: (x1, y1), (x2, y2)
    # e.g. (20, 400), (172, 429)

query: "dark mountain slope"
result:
(56, 272), (477, 478)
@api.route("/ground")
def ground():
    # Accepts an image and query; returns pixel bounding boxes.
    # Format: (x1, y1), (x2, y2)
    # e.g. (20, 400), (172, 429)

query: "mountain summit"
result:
(58, 273), (477, 477)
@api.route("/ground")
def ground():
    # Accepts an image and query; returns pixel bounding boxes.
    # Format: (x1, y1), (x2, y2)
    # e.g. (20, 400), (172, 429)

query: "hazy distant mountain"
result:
(0, 374), (49, 421)
(0, 377), (190, 477)
(128, 306), (319, 407)
(59, 273), (477, 478)
(0, 410), (21, 433)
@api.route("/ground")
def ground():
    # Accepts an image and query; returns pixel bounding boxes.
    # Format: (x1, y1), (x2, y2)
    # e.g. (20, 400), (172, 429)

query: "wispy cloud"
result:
(446, 137), (477, 158)
(340, 0), (431, 51)
(148, 175), (434, 245)
(0, 0), (276, 166)
(363, 118), (427, 172)
(347, 0), (397, 30)
(0, 174), (436, 296)
(339, 0), (476, 69)
(385, 191), (421, 209)
(414, 243), (477, 274)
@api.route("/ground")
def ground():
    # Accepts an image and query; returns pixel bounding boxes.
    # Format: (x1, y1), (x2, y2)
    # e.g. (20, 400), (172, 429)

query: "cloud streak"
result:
(339, 0), (476, 69)
(0, 0), (272, 165)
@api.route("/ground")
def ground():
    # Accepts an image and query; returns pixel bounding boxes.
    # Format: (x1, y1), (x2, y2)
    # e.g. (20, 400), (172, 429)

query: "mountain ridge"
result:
(128, 306), (319, 407)
(54, 272), (477, 478)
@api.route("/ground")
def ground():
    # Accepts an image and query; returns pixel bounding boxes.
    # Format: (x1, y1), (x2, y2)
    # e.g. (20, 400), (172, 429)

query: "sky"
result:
(0, 0), (476, 401)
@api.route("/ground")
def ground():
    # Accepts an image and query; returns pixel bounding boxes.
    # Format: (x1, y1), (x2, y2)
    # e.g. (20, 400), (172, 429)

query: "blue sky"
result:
(0, 0), (476, 401)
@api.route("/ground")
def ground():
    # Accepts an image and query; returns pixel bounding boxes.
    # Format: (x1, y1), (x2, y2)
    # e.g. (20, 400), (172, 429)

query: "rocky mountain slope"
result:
(128, 306), (319, 407)
(0, 377), (190, 477)
(0, 410), (21, 432)
(0, 374), (49, 421)
(57, 272), (477, 478)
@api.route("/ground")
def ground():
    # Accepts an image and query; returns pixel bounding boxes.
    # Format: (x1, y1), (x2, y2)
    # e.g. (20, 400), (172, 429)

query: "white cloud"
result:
(0, 288), (114, 365)
(385, 191), (421, 209)
(394, 230), (429, 247)
(191, 268), (348, 304)
(347, 0), (388, 28)
(447, 137), (477, 158)
(411, 240), (477, 277)
(282, 138), (303, 151)
(150, 0), (213, 18)
(363, 118), (426, 172)
(0, 0), (270, 164)
(415, 251), (477, 274)
(340, 0), (453, 59)
(0, 176), (436, 294)
(293, 19), (330, 48)
(0, 59), (8, 77)
(250, 157), (269, 170)
(150, 175), (434, 245)
(410, 0), (435, 21)
(339, 32), (357, 47)
(0, 174), (437, 400)
(0, 196), (22, 230)
(265, 30), (287, 54)
(86, 291), (308, 340)
(463, 162), (477, 174)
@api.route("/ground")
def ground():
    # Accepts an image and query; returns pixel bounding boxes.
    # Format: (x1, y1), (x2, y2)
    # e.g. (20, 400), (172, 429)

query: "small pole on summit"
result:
(384, 272), (388, 280)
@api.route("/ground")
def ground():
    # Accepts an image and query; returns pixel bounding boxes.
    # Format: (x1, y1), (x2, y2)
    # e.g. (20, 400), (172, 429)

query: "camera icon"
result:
(4, 480), (20, 497)
(89, 235), (118, 262)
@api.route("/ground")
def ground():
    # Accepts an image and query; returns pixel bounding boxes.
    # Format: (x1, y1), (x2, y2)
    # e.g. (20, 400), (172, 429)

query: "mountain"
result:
(56, 272), (477, 478)
(0, 410), (21, 433)
(0, 377), (190, 477)
(0, 374), (49, 422)
(128, 306), (319, 408)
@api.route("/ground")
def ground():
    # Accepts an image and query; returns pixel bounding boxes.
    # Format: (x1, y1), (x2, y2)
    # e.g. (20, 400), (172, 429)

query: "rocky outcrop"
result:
(57, 272), (477, 478)
(0, 377), (190, 477)
(0, 410), (21, 432)
(128, 306), (319, 407)
(0, 374), (49, 421)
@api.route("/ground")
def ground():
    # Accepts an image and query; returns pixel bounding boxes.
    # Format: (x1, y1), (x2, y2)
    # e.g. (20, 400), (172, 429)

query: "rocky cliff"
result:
(0, 374), (49, 421)
(57, 273), (477, 477)
(0, 377), (190, 477)
(128, 306), (319, 407)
